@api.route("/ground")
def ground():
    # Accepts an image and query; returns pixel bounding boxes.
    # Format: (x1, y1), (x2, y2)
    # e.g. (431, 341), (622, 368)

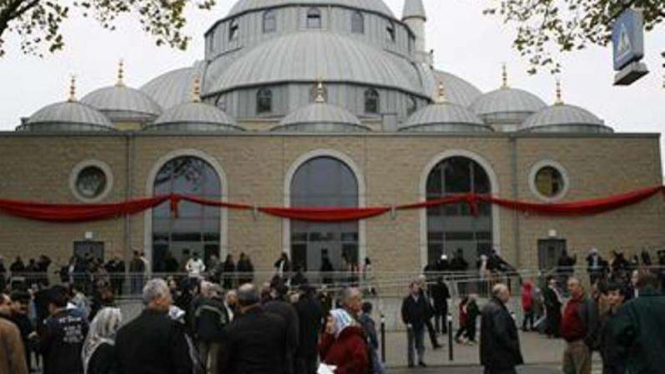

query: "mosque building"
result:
(0, 0), (663, 276)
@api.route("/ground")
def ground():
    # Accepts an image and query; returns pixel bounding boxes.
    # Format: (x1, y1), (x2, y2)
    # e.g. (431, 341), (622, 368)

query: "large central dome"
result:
(226, 0), (395, 18)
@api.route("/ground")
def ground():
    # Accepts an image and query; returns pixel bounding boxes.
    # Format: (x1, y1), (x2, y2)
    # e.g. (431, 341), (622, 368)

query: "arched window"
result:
(364, 89), (380, 114)
(386, 21), (396, 42)
(257, 88), (273, 114)
(152, 156), (221, 272)
(351, 11), (364, 34)
(407, 97), (417, 116)
(307, 8), (322, 29)
(263, 10), (277, 33)
(426, 157), (492, 268)
(229, 19), (239, 41)
(290, 157), (359, 278)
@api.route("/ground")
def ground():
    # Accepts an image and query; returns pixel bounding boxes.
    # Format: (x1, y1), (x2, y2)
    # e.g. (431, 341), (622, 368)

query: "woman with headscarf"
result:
(319, 309), (369, 374)
(82, 307), (122, 374)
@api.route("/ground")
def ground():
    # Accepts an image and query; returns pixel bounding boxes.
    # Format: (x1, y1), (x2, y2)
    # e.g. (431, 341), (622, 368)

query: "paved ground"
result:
(387, 365), (562, 374)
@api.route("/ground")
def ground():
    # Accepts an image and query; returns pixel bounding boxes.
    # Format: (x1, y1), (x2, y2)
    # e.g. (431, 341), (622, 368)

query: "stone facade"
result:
(0, 132), (663, 274)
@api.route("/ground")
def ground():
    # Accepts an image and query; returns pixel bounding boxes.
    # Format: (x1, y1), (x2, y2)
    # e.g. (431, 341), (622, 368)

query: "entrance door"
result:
(538, 239), (566, 272)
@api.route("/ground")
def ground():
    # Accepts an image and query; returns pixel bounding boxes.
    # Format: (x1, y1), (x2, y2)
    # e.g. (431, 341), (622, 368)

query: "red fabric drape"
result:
(0, 186), (662, 223)
(0, 196), (170, 223)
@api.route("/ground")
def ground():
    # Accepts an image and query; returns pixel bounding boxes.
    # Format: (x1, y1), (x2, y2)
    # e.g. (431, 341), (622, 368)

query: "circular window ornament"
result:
(529, 160), (569, 202)
(70, 160), (114, 203)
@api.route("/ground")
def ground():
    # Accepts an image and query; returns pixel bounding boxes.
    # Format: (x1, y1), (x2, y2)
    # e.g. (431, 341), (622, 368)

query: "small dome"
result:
(431, 70), (483, 107)
(470, 87), (547, 126)
(144, 101), (243, 132)
(400, 102), (492, 133)
(81, 85), (162, 124)
(227, 0), (395, 19)
(273, 99), (369, 132)
(520, 104), (613, 133)
(19, 101), (114, 132)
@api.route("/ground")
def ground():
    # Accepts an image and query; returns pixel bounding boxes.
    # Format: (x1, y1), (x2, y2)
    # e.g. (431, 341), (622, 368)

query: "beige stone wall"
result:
(0, 133), (663, 274)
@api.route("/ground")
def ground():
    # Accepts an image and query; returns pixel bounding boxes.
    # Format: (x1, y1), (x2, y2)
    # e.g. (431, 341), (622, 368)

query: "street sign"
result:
(612, 8), (645, 71)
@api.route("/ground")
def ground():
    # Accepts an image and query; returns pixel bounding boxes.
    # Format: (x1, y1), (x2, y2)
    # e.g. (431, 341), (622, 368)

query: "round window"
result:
(534, 166), (565, 198)
(75, 166), (108, 199)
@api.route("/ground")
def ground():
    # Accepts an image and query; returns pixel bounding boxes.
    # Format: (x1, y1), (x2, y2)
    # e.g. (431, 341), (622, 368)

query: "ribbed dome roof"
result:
(431, 70), (483, 107)
(227, 0), (394, 18)
(19, 101), (115, 132)
(144, 101), (243, 132)
(521, 104), (613, 133)
(400, 102), (492, 133)
(273, 101), (369, 132)
(471, 87), (547, 123)
(211, 32), (422, 96)
(81, 85), (162, 123)
(140, 62), (207, 110)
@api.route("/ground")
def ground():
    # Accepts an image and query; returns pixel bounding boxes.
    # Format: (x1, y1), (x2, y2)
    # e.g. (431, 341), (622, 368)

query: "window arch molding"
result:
(418, 149), (501, 268)
(306, 7), (322, 29)
(144, 149), (229, 263)
(282, 149), (367, 263)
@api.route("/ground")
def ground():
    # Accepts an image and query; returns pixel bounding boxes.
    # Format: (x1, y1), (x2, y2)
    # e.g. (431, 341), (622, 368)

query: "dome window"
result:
(257, 88), (273, 114)
(263, 10), (277, 33)
(351, 11), (364, 34)
(307, 8), (322, 29)
(229, 19), (239, 41)
(407, 97), (417, 116)
(386, 21), (396, 42)
(364, 89), (380, 114)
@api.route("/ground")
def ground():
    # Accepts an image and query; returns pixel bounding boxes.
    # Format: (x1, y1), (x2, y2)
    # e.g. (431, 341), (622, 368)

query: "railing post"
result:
(447, 314), (454, 362)
(380, 313), (386, 364)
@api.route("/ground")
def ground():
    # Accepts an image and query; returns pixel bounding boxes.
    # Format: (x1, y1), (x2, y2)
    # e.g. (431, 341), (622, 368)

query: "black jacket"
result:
(430, 282), (450, 311)
(87, 342), (115, 374)
(115, 309), (193, 374)
(294, 295), (323, 357)
(193, 297), (229, 342)
(37, 308), (89, 374)
(218, 306), (289, 374)
(401, 294), (429, 328)
(480, 297), (524, 370)
(264, 300), (300, 374)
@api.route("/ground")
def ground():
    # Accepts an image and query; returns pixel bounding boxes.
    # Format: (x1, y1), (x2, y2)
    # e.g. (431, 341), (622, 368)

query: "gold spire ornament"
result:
(555, 77), (563, 105)
(68, 75), (77, 102)
(116, 59), (125, 87)
(501, 63), (509, 89)
(192, 75), (202, 103)
(315, 80), (326, 103)
(435, 81), (447, 104)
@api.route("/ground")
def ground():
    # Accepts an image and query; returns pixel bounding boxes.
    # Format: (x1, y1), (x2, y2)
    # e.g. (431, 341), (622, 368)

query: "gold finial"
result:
(116, 59), (125, 87)
(501, 63), (509, 88)
(192, 75), (202, 103)
(68, 75), (77, 102)
(435, 81), (447, 104)
(555, 77), (563, 105)
(315, 80), (326, 103)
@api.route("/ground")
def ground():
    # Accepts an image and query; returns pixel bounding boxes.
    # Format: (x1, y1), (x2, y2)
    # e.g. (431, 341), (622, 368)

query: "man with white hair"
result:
(115, 279), (193, 374)
(480, 283), (523, 374)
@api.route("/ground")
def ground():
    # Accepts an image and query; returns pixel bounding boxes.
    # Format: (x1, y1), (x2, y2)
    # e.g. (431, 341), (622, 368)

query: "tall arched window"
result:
(351, 11), (364, 34)
(426, 157), (492, 267)
(229, 19), (239, 41)
(290, 157), (359, 278)
(307, 8), (322, 29)
(263, 10), (277, 33)
(257, 88), (273, 114)
(152, 156), (221, 272)
(364, 89), (380, 114)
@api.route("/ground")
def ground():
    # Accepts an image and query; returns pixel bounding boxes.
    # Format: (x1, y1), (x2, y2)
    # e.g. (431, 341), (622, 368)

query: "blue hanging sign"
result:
(612, 8), (645, 71)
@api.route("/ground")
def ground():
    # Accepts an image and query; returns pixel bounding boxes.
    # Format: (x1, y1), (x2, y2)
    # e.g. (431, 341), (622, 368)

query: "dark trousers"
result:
(407, 325), (425, 366)
(546, 309), (561, 338)
(425, 319), (440, 347)
(433, 307), (448, 334)
(522, 309), (534, 331)
(455, 326), (469, 341)
(466, 319), (477, 342)
(484, 368), (517, 374)
(295, 355), (317, 374)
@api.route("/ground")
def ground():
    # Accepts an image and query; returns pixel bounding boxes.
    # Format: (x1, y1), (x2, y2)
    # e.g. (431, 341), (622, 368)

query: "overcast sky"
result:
(0, 0), (663, 175)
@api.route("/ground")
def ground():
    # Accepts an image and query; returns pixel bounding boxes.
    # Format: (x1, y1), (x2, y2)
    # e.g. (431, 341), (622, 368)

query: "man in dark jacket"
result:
(264, 284), (299, 374)
(480, 284), (524, 374)
(561, 277), (598, 374)
(544, 277), (563, 338)
(401, 281), (429, 368)
(193, 283), (229, 374)
(430, 277), (450, 334)
(218, 283), (289, 374)
(9, 291), (34, 371)
(293, 284), (323, 374)
(35, 286), (89, 374)
(613, 271), (665, 374)
(115, 279), (193, 374)
(597, 283), (625, 374)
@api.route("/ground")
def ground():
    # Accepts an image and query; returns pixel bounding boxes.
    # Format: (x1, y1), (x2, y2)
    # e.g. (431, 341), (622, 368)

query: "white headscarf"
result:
(330, 309), (355, 338)
(82, 307), (122, 374)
